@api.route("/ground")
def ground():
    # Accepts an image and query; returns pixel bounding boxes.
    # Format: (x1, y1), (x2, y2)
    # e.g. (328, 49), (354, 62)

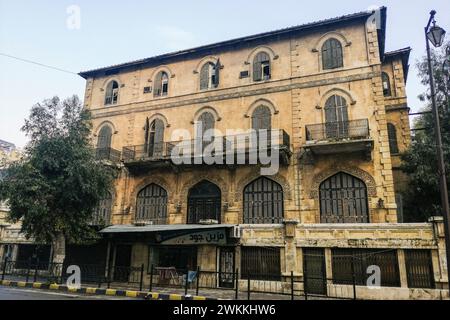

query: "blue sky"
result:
(0, 0), (449, 147)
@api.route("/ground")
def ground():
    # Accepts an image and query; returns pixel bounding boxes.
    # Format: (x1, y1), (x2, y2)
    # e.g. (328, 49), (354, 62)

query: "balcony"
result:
(122, 130), (292, 171)
(304, 119), (373, 159)
(95, 147), (121, 163)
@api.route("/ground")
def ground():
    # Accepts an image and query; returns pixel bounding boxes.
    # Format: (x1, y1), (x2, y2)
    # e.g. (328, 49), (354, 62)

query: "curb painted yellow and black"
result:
(0, 280), (216, 300)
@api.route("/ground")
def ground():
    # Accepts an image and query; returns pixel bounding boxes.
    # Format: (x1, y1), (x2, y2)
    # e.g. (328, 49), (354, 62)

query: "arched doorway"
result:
(319, 172), (369, 223)
(243, 177), (284, 224)
(187, 180), (221, 224)
(136, 184), (168, 224)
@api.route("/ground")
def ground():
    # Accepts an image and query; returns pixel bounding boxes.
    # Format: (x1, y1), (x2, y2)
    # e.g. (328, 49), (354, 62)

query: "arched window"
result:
(253, 52), (271, 81)
(382, 72), (391, 97)
(136, 184), (168, 224)
(154, 71), (169, 97)
(324, 95), (349, 138)
(200, 62), (219, 90)
(322, 38), (343, 70)
(319, 172), (369, 223)
(243, 177), (284, 224)
(187, 180), (221, 223)
(105, 80), (119, 105)
(97, 125), (112, 149)
(144, 118), (165, 157)
(251, 105), (272, 131)
(92, 192), (112, 226)
(196, 112), (215, 150)
(387, 123), (399, 154)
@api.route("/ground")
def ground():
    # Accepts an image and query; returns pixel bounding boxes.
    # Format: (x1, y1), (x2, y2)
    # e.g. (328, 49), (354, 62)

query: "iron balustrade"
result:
(95, 147), (121, 162)
(122, 130), (291, 163)
(306, 119), (370, 142)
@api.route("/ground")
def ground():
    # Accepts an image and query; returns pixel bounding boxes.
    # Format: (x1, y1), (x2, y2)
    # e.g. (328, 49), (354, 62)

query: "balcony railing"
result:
(95, 147), (121, 162)
(122, 130), (291, 165)
(306, 119), (370, 142)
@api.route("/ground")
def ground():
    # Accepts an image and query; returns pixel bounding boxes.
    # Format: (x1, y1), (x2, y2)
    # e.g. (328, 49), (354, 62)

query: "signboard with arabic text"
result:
(159, 229), (227, 245)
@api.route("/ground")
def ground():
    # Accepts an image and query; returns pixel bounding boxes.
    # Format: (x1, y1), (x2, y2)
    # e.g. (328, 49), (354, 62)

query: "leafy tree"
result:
(401, 41), (450, 222)
(0, 96), (114, 264)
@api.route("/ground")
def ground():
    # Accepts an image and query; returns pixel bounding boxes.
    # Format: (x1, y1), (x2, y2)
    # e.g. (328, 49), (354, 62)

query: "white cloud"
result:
(155, 26), (195, 51)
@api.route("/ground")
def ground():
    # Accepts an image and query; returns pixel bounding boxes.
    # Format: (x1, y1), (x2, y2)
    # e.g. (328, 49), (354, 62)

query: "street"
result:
(0, 286), (136, 300)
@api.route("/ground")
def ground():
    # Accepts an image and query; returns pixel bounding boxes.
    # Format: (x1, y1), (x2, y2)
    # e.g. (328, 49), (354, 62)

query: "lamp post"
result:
(425, 10), (450, 291)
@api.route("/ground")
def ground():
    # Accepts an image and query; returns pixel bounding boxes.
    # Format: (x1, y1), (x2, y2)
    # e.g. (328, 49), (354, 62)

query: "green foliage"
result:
(0, 95), (114, 244)
(401, 41), (450, 222)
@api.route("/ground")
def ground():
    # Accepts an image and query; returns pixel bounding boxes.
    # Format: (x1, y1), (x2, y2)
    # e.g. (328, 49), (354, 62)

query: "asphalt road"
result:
(0, 286), (135, 300)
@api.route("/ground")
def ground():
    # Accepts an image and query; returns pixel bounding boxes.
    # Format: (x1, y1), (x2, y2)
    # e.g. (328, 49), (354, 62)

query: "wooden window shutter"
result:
(97, 126), (112, 149)
(253, 54), (262, 81)
(387, 123), (399, 154)
(144, 117), (150, 153)
(200, 63), (209, 90)
(252, 105), (272, 131)
(214, 59), (220, 87)
(154, 72), (162, 97)
(322, 38), (343, 70)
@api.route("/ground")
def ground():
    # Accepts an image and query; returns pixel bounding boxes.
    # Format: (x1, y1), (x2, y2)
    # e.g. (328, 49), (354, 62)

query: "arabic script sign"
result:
(160, 229), (227, 245)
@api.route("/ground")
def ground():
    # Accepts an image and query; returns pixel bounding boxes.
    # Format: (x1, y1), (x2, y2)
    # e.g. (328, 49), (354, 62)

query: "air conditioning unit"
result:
(229, 225), (241, 239)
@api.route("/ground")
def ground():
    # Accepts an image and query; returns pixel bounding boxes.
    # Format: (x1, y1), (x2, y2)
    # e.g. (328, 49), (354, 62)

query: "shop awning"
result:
(99, 224), (237, 245)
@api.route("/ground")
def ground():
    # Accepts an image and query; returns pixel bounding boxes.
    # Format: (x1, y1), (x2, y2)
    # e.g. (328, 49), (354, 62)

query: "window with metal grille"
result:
(253, 52), (271, 81)
(322, 38), (343, 70)
(154, 71), (169, 97)
(319, 172), (369, 223)
(332, 248), (401, 287)
(187, 180), (221, 223)
(382, 72), (392, 96)
(104, 80), (119, 105)
(405, 250), (435, 289)
(136, 184), (168, 224)
(241, 247), (281, 280)
(243, 177), (284, 224)
(387, 123), (399, 154)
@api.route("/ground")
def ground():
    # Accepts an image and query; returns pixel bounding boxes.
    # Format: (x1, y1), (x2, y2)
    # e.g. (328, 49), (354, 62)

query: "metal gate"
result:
(219, 247), (235, 288)
(319, 172), (369, 223)
(303, 248), (327, 295)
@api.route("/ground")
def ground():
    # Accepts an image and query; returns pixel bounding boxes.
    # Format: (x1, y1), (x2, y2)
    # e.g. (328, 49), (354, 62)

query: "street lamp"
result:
(425, 10), (450, 293)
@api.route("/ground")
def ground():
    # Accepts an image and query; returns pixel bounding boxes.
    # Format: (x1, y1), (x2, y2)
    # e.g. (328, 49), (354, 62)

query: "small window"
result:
(154, 71), (169, 97)
(387, 123), (399, 154)
(253, 52), (271, 81)
(382, 72), (391, 96)
(322, 38), (343, 70)
(105, 80), (119, 105)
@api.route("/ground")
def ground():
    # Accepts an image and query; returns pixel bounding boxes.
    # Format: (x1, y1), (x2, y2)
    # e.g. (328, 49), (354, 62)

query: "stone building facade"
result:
(4, 7), (442, 299)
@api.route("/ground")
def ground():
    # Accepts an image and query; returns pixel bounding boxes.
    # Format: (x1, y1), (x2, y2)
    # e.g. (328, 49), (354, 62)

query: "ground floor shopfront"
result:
(93, 217), (449, 300)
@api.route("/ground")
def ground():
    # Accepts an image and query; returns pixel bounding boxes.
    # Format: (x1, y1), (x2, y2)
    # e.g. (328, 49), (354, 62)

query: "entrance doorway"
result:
(113, 245), (132, 282)
(303, 248), (327, 295)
